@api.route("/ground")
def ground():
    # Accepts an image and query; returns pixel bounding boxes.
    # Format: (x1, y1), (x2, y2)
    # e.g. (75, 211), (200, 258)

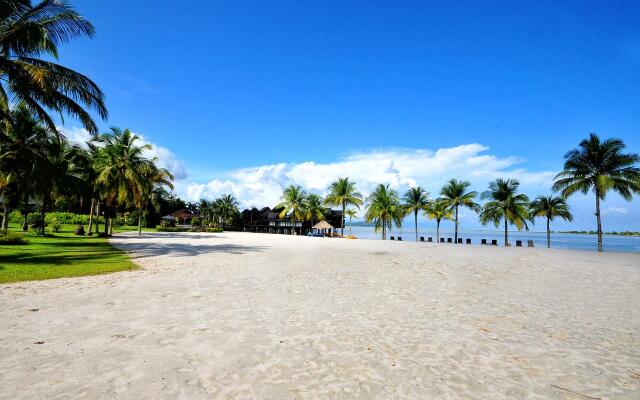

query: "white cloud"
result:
(182, 144), (557, 210)
(602, 206), (628, 216)
(59, 126), (188, 180)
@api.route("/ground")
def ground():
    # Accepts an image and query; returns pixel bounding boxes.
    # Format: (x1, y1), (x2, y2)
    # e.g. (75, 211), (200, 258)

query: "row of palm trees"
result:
(275, 134), (639, 251)
(199, 195), (240, 227)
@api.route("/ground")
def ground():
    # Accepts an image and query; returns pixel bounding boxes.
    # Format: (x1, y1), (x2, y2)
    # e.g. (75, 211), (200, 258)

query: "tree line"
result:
(274, 134), (640, 252)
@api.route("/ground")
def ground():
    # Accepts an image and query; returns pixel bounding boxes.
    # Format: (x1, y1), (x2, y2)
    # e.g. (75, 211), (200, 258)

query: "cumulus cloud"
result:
(59, 126), (188, 180)
(183, 144), (557, 210)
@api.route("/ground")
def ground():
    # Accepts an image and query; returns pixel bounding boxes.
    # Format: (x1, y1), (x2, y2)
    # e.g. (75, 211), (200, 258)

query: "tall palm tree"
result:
(479, 178), (530, 246)
(0, 104), (50, 229)
(95, 128), (151, 235)
(323, 177), (363, 236)
(402, 186), (429, 241)
(276, 185), (307, 235)
(345, 209), (357, 237)
(216, 194), (239, 227)
(137, 164), (173, 236)
(424, 198), (453, 243)
(440, 179), (479, 243)
(529, 195), (573, 248)
(553, 133), (640, 252)
(304, 193), (325, 226)
(364, 184), (403, 240)
(0, 0), (107, 133)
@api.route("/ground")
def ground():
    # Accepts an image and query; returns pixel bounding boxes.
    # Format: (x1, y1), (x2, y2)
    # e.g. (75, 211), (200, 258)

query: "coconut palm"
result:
(276, 185), (307, 234)
(217, 194), (239, 227)
(479, 178), (530, 246)
(424, 198), (453, 243)
(304, 193), (325, 226)
(440, 179), (479, 243)
(529, 195), (573, 248)
(345, 208), (357, 237)
(323, 177), (363, 236)
(95, 128), (152, 235)
(136, 164), (173, 235)
(364, 184), (403, 240)
(0, 104), (50, 229)
(0, 0), (107, 133)
(402, 186), (429, 241)
(553, 133), (640, 252)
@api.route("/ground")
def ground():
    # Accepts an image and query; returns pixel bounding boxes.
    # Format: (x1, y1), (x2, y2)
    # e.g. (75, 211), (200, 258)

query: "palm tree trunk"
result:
(349, 217), (352, 237)
(504, 217), (508, 246)
(88, 199), (95, 234)
(454, 205), (459, 244)
(95, 200), (100, 234)
(341, 202), (345, 236)
(109, 211), (113, 236)
(1, 204), (8, 230)
(40, 196), (47, 236)
(595, 193), (603, 252)
(382, 223), (386, 240)
(138, 207), (142, 236)
(414, 210), (418, 242)
(22, 197), (29, 231)
(436, 220), (440, 243)
(546, 217), (551, 248)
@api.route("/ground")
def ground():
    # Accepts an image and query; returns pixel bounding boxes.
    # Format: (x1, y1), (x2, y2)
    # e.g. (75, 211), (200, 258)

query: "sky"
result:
(58, 0), (640, 231)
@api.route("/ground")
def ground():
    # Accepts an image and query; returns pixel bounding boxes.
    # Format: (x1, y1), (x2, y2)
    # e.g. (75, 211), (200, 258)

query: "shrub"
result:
(160, 218), (176, 228)
(8, 210), (23, 223)
(0, 231), (28, 245)
(25, 213), (43, 229)
(74, 225), (85, 235)
(206, 227), (223, 233)
(190, 217), (201, 227)
(46, 216), (62, 233)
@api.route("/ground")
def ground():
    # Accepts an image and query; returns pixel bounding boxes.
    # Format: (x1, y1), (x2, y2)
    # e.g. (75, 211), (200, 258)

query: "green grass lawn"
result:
(0, 224), (139, 284)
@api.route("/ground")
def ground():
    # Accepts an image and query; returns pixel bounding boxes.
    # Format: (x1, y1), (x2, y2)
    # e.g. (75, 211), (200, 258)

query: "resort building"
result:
(240, 207), (343, 235)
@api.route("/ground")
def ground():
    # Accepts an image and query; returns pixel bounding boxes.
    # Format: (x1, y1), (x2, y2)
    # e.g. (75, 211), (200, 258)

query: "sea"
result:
(345, 226), (640, 253)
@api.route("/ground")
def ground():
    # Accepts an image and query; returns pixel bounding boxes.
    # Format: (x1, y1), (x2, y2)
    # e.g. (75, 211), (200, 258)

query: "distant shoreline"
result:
(557, 230), (640, 236)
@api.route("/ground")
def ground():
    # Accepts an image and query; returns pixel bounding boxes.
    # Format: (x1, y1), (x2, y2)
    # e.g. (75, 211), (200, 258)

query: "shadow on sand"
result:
(112, 233), (267, 259)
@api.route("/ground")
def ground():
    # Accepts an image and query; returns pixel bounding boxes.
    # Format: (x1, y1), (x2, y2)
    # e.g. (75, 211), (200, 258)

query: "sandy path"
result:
(1, 231), (639, 399)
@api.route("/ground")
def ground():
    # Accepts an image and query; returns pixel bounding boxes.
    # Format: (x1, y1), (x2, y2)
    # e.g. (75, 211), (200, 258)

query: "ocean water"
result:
(343, 226), (640, 253)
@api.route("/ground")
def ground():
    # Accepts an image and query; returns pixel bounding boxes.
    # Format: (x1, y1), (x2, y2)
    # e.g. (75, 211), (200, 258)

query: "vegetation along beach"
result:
(1, 1), (639, 399)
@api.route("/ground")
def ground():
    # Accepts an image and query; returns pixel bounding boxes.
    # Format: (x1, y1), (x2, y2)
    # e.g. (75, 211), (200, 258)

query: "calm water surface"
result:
(344, 226), (640, 253)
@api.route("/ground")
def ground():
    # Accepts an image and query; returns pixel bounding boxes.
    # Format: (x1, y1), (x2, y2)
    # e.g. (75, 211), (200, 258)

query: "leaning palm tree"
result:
(276, 185), (307, 235)
(424, 198), (453, 243)
(323, 177), (363, 236)
(553, 133), (640, 252)
(345, 208), (357, 237)
(402, 186), (429, 241)
(304, 193), (325, 226)
(479, 178), (530, 246)
(364, 184), (404, 240)
(0, 0), (107, 133)
(440, 179), (480, 243)
(529, 195), (573, 248)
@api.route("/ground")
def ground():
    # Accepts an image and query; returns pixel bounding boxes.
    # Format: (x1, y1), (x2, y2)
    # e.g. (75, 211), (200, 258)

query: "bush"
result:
(0, 231), (28, 245)
(206, 227), (223, 233)
(160, 218), (176, 228)
(74, 225), (85, 235)
(45, 212), (103, 225)
(25, 213), (43, 229)
(46, 216), (62, 233)
(190, 217), (201, 227)
(8, 210), (23, 223)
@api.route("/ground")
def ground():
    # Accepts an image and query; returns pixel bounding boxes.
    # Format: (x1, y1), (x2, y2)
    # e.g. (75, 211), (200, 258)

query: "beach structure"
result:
(171, 209), (201, 225)
(311, 220), (335, 236)
(240, 206), (342, 235)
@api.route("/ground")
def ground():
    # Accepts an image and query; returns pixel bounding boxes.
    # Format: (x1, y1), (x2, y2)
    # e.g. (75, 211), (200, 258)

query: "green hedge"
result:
(156, 226), (224, 233)
(0, 231), (29, 245)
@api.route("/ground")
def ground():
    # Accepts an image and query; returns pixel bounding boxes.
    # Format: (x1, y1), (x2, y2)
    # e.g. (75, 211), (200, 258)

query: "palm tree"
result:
(424, 198), (453, 243)
(304, 193), (325, 226)
(440, 179), (479, 243)
(0, 0), (107, 133)
(529, 195), (573, 248)
(216, 194), (239, 227)
(0, 104), (50, 229)
(479, 178), (530, 246)
(95, 128), (152, 236)
(402, 186), (429, 241)
(553, 133), (640, 252)
(345, 209), (357, 237)
(364, 184), (403, 240)
(323, 177), (363, 236)
(276, 185), (307, 235)
(137, 164), (173, 235)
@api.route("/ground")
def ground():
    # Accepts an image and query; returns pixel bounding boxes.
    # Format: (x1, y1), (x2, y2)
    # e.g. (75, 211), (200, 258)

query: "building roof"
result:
(312, 220), (335, 230)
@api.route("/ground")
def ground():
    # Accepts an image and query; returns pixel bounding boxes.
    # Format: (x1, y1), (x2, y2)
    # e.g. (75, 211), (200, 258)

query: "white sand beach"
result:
(1, 231), (639, 399)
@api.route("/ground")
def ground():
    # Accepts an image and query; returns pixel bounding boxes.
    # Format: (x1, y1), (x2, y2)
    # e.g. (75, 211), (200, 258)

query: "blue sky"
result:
(60, 1), (639, 230)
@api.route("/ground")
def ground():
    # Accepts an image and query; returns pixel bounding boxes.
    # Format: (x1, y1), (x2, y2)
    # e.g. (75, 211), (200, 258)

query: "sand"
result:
(1, 231), (639, 399)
